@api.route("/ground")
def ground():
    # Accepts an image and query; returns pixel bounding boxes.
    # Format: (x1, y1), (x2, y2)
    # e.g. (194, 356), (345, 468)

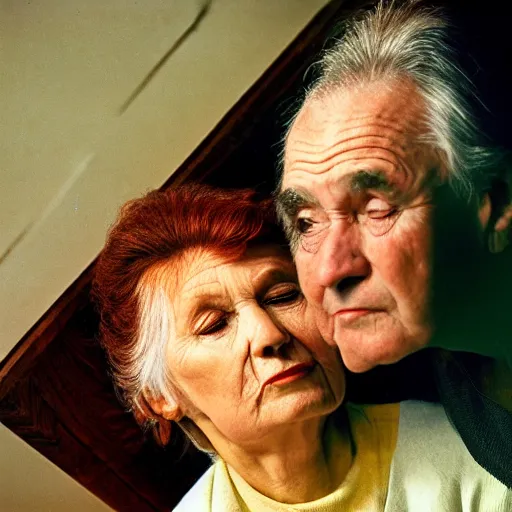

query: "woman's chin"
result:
(262, 384), (342, 428)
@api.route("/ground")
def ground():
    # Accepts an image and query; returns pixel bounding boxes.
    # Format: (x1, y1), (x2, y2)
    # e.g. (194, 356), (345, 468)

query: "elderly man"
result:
(276, 1), (512, 486)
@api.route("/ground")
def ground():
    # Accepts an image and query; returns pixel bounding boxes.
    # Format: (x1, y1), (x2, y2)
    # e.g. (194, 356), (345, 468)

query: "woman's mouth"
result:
(265, 362), (316, 387)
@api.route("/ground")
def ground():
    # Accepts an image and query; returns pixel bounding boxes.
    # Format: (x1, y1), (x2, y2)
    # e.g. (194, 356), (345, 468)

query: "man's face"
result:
(279, 80), (445, 373)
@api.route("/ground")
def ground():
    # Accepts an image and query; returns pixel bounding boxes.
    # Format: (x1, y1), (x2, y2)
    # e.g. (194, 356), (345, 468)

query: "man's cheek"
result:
(296, 259), (316, 302)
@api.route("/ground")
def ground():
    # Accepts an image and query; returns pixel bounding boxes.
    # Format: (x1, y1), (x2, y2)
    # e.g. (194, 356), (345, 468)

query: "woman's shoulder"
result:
(173, 463), (217, 511)
(173, 459), (242, 512)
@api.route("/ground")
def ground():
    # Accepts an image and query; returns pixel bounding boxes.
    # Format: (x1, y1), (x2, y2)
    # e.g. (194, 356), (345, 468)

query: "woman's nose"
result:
(248, 306), (291, 357)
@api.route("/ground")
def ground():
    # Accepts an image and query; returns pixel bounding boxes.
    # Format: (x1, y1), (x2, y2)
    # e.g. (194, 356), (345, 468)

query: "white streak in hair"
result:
(131, 270), (177, 413)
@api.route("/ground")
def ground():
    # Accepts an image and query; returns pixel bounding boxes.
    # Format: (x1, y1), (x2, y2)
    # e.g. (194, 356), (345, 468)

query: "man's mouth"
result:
(334, 308), (383, 323)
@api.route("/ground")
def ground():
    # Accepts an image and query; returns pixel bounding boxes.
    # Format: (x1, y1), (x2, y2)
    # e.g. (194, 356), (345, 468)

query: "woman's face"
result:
(165, 245), (345, 446)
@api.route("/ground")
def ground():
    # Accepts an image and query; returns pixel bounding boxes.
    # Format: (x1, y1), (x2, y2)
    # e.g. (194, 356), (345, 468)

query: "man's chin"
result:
(336, 335), (416, 373)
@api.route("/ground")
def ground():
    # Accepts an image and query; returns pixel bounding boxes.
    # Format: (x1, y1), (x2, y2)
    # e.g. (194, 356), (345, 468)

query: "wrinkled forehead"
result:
(280, 80), (439, 200)
(141, 245), (296, 303)
(284, 80), (429, 169)
(138, 248), (215, 292)
(180, 245), (294, 289)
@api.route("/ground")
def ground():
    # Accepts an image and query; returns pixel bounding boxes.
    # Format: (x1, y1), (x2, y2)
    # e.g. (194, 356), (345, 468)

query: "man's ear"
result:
(494, 204), (512, 233)
(478, 181), (511, 253)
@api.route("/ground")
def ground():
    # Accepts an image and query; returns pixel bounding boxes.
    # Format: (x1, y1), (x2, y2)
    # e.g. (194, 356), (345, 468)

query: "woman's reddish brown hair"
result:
(91, 182), (286, 445)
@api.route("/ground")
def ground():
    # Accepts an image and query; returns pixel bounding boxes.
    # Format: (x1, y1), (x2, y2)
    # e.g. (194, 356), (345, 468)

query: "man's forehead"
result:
(280, 80), (435, 201)
(286, 79), (427, 148)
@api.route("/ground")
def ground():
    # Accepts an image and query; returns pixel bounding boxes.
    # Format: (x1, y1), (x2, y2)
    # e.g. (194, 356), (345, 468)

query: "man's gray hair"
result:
(288, 0), (506, 199)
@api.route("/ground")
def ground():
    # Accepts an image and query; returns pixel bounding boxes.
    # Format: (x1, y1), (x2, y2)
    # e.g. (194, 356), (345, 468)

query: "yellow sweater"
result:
(174, 402), (511, 511)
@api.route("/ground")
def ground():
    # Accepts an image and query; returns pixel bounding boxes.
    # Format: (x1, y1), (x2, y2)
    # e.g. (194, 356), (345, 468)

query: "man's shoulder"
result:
(386, 400), (512, 511)
(397, 399), (449, 433)
(394, 399), (482, 462)
(434, 351), (512, 487)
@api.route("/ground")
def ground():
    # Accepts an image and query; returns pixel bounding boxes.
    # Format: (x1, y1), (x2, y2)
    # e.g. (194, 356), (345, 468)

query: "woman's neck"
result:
(206, 412), (353, 504)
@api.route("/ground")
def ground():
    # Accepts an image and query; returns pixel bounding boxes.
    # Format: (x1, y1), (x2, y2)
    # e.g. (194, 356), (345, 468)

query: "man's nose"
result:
(249, 306), (291, 358)
(313, 221), (370, 291)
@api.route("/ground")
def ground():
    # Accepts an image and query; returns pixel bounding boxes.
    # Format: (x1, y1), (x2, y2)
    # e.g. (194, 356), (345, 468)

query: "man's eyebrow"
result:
(350, 170), (393, 193)
(275, 188), (319, 218)
(275, 171), (394, 219)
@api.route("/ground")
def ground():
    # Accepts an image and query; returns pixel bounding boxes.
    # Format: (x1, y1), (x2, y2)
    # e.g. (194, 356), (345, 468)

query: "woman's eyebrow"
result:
(182, 293), (229, 323)
(251, 267), (297, 291)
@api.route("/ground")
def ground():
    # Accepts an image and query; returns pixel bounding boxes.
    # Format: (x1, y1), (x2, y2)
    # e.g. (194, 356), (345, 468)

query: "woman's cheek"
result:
(273, 300), (308, 334)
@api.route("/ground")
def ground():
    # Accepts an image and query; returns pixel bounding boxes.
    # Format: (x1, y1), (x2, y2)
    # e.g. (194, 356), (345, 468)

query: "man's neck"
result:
(433, 250), (512, 362)
(479, 358), (512, 413)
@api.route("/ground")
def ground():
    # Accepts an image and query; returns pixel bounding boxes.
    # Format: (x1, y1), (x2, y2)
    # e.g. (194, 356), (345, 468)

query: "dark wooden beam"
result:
(0, 266), (94, 401)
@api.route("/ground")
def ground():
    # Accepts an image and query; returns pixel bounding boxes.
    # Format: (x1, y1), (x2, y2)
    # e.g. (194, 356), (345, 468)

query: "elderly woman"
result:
(92, 183), (510, 511)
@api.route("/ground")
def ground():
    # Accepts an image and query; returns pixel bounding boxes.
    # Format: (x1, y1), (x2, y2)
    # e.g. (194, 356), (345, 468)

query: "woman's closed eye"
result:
(197, 313), (229, 336)
(263, 288), (302, 306)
